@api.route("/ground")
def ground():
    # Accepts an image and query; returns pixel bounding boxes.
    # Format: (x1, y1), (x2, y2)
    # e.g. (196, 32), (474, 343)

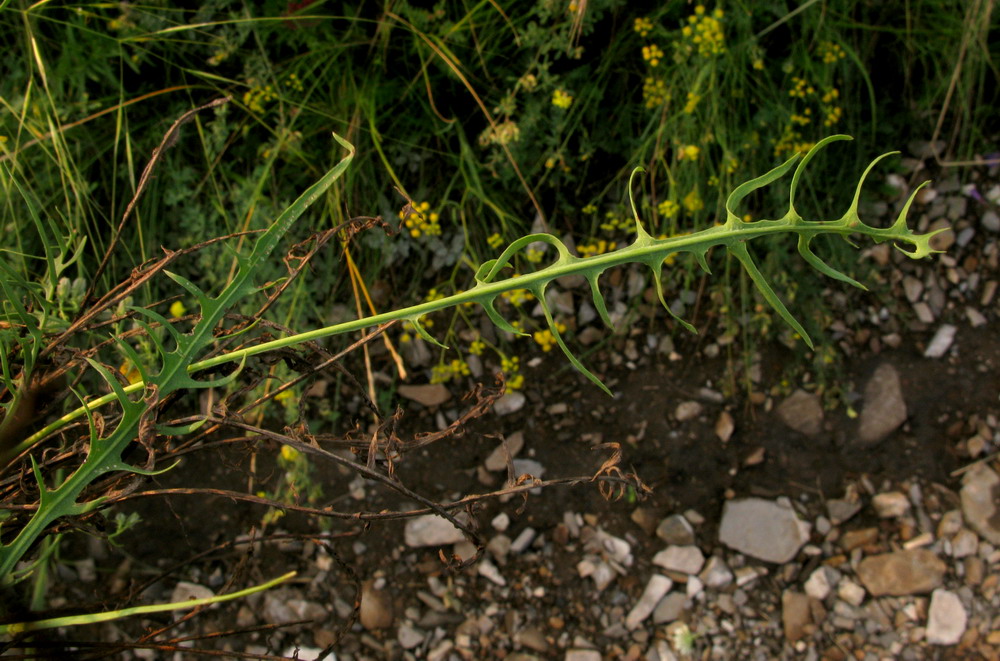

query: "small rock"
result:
(840, 527), (879, 551)
(172, 582), (214, 604)
(838, 579), (866, 607)
(478, 558), (506, 586)
(398, 623), (426, 649)
(398, 383), (451, 407)
(512, 458), (546, 482)
(982, 209), (1000, 232)
(950, 528), (978, 558)
(625, 574), (673, 630)
(805, 566), (840, 601)
(510, 527), (537, 554)
(516, 627), (549, 652)
(872, 491), (911, 518)
(715, 411), (735, 443)
(405, 515), (466, 547)
(960, 464), (1000, 544)
(674, 401), (703, 422)
(924, 324), (957, 358)
(494, 392), (526, 416)
(856, 549), (946, 596)
(484, 432), (525, 471)
(782, 590), (812, 642)
(685, 576), (704, 598)
(903, 276), (924, 303)
(718, 498), (811, 563)
(492, 512), (511, 531)
(652, 592), (687, 624)
(360, 580), (394, 630)
(652, 546), (705, 575)
(656, 514), (695, 546)
(965, 307), (987, 328)
(487, 534), (512, 560)
(937, 509), (964, 539)
(857, 363), (907, 445)
(926, 589), (967, 645)
(827, 497), (862, 525)
(565, 650), (602, 661)
(699, 556), (733, 588)
(776, 389), (823, 436)
(630, 507), (659, 536)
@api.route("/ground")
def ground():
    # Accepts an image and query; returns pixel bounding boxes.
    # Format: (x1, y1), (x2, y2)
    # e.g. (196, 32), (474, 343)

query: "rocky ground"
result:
(8, 150), (1000, 660)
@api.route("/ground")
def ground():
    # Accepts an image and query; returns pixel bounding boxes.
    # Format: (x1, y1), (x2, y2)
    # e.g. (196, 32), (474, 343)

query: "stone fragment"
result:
(982, 209), (1000, 232)
(804, 566), (840, 601)
(872, 491), (911, 518)
(837, 579), (866, 607)
(478, 558), (506, 586)
(674, 401), (703, 422)
(494, 392), (526, 415)
(630, 507), (659, 536)
(924, 324), (957, 358)
(492, 512), (511, 531)
(856, 549), (946, 596)
(405, 515), (465, 547)
(656, 514), (695, 546)
(397, 383), (451, 407)
(652, 592), (687, 624)
(950, 529), (979, 558)
(484, 432), (525, 471)
(715, 411), (735, 443)
(781, 590), (812, 642)
(857, 363), (907, 445)
(928, 218), (955, 251)
(397, 623), (426, 649)
(826, 498), (862, 525)
(903, 276), (924, 303)
(515, 627), (549, 652)
(565, 651), (602, 661)
(839, 527), (879, 551)
(718, 498), (811, 563)
(652, 546), (705, 575)
(625, 574), (673, 630)
(699, 556), (734, 589)
(171, 581), (214, 604)
(926, 589), (967, 645)
(360, 580), (394, 630)
(960, 463), (1000, 545)
(776, 389), (823, 436)
(510, 527), (537, 554)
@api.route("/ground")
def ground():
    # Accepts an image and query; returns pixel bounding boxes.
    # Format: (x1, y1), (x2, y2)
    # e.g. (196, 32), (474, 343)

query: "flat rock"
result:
(397, 623), (426, 649)
(856, 549), (946, 596)
(960, 463), (1000, 544)
(171, 581), (214, 604)
(652, 545), (704, 575)
(699, 556), (733, 588)
(872, 491), (910, 518)
(718, 498), (811, 563)
(397, 383), (451, 407)
(494, 392), (526, 416)
(926, 589), (967, 645)
(360, 580), (394, 630)
(484, 432), (525, 471)
(715, 411), (735, 442)
(656, 514), (695, 546)
(652, 592), (687, 624)
(674, 400), (703, 422)
(857, 363), (907, 445)
(565, 651), (602, 661)
(781, 590), (812, 642)
(405, 515), (466, 547)
(924, 324), (957, 359)
(625, 574), (672, 630)
(776, 389), (823, 436)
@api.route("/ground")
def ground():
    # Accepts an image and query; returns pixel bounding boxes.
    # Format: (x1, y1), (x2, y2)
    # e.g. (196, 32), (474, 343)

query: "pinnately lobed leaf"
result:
(3, 135), (941, 583)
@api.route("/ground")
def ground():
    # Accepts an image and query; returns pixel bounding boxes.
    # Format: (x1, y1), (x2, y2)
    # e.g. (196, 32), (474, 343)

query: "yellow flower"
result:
(634, 17), (653, 37)
(658, 199), (680, 217)
(118, 360), (142, 385)
(469, 339), (486, 355)
(683, 92), (701, 114)
(679, 144), (700, 160)
(169, 300), (187, 318)
(487, 232), (504, 249)
(280, 445), (300, 462)
(642, 44), (664, 67)
(683, 190), (703, 213)
(552, 89), (574, 109)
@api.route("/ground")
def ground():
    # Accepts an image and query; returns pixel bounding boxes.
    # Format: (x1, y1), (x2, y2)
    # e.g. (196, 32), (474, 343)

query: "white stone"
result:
(624, 574), (673, 630)
(491, 512), (510, 531)
(397, 623), (426, 649)
(950, 529), (979, 558)
(805, 566), (840, 601)
(652, 545), (705, 575)
(404, 515), (465, 547)
(493, 392), (526, 415)
(718, 498), (811, 563)
(171, 582), (214, 603)
(699, 556), (734, 589)
(924, 324), (957, 358)
(477, 558), (506, 586)
(565, 650), (602, 661)
(838, 579), (866, 607)
(961, 464), (1000, 545)
(926, 589), (967, 645)
(675, 401), (703, 422)
(872, 492), (911, 518)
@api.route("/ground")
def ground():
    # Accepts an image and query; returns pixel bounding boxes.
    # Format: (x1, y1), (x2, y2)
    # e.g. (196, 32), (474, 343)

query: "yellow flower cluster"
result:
(404, 201), (441, 238)
(533, 322), (567, 352)
(681, 5), (726, 57)
(790, 109), (812, 126)
(599, 212), (634, 233)
(525, 248), (544, 263)
(501, 288), (534, 306)
(469, 339), (486, 356)
(788, 76), (816, 99)
(658, 199), (680, 218)
(724, 156), (739, 174)
(424, 288), (445, 302)
(683, 190), (703, 213)
(285, 72), (303, 92)
(582, 203), (598, 214)
(577, 239), (618, 257)
(487, 232), (504, 249)
(823, 105), (843, 127)
(643, 77), (669, 109)
(243, 83), (277, 114)
(634, 17), (653, 38)
(642, 44), (664, 67)
(431, 359), (471, 384)
(683, 92), (701, 114)
(773, 125), (815, 158)
(678, 144), (700, 160)
(501, 356), (524, 390)
(479, 119), (522, 147)
(818, 41), (846, 64)
(552, 89), (574, 109)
